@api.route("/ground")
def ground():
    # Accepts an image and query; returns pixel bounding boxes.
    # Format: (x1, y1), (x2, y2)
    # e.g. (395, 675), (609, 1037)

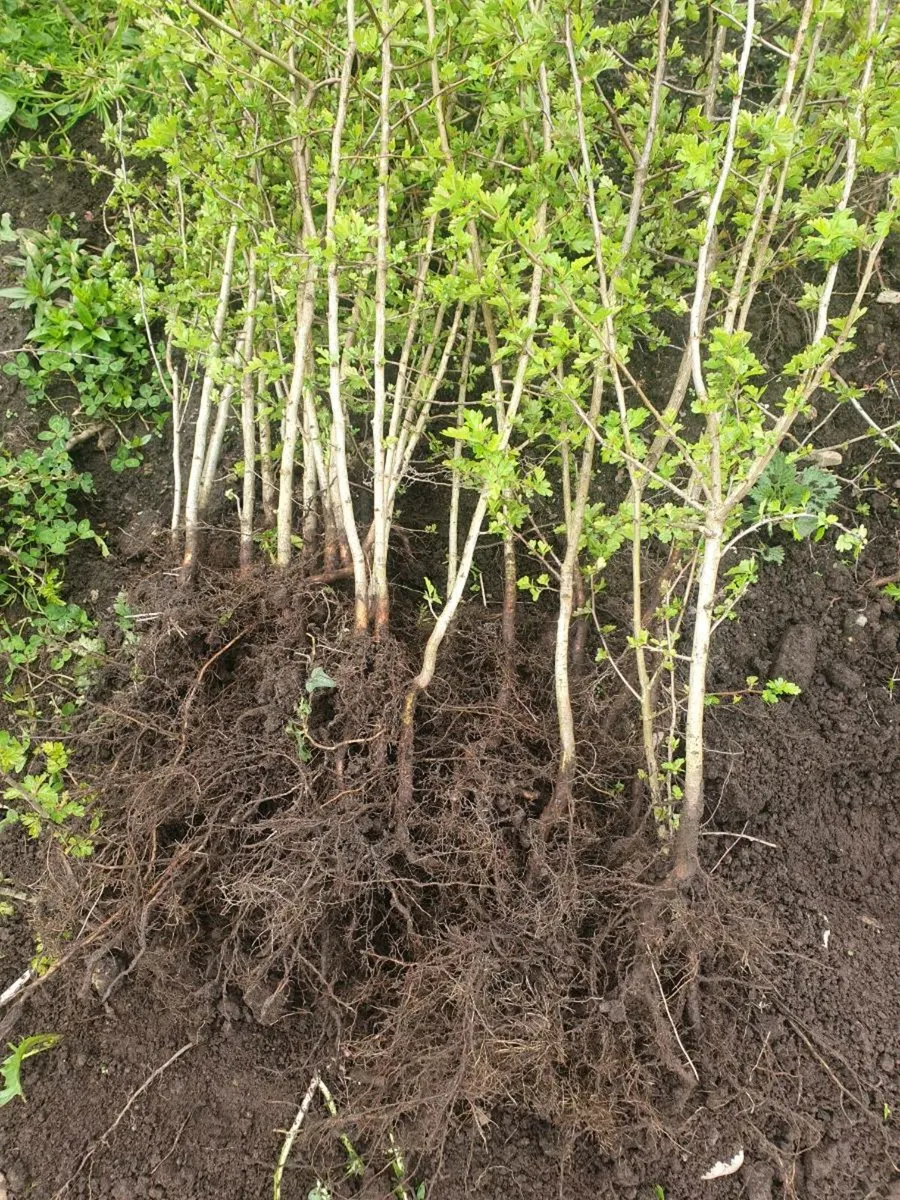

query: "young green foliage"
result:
(0, 1034), (60, 1106)
(0, 0), (144, 133)
(0, 732), (99, 855)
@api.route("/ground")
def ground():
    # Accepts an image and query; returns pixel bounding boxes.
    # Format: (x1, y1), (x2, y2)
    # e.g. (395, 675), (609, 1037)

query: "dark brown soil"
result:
(1, 136), (899, 1200)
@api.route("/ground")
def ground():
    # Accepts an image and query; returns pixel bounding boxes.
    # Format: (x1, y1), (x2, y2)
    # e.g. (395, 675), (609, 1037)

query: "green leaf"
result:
(0, 93), (15, 130)
(305, 667), (337, 695)
(0, 1034), (60, 1106)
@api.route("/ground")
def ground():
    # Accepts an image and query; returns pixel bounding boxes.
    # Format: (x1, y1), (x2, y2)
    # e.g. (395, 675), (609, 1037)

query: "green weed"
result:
(0, 0), (142, 134)
(0, 1034), (60, 1105)
(744, 451), (841, 544)
(2, 215), (165, 437)
(0, 412), (104, 680)
(0, 215), (163, 699)
(286, 669), (337, 763)
(0, 732), (99, 855)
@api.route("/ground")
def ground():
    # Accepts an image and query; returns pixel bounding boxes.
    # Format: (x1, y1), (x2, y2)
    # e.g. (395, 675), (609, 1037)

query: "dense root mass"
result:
(40, 572), (765, 1150)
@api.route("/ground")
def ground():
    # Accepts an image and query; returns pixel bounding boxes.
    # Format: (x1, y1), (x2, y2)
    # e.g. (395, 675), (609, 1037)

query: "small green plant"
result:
(0, 731), (99, 855)
(421, 576), (443, 621)
(0, 413), (105, 688)
(285, 669), (337, 763)
(0, 1034), (60, 1105)
(705, 676), (802, 707)
(387, 1131), (426, 1200)
(274, 1074), (422, 1200)
(30, 937), (57, 977)
(744, 452), (841, 541)
(759, 677), (802, 705)
(884, 1101), (892, 1122)
(1, 216), (165, 435)
(0, 0), (143, 134)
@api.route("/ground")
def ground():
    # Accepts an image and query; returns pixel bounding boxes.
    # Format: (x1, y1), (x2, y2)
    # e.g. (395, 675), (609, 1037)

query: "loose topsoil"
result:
(1, 135), (899, 1200)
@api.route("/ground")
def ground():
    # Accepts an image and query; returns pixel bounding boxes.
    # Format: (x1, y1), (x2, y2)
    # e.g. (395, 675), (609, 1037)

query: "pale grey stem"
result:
(181, 222), (238, 584)
(239, 250), (258, 571)
(447, 308), (477, 594)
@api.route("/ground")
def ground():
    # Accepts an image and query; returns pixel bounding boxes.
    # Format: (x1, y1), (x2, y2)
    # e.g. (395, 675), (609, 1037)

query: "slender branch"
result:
(239, 250), (258, 571)
(447, 309), (477, 594)
(181, 222), (238, 586)
(323, 9), (368, 627)
(371, 2), (395, 634)
(182, 0), (314, 87)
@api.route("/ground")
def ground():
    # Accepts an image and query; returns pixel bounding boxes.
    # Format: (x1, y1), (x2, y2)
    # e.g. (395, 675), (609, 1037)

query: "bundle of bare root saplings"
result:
(11, 0), (900, 1174)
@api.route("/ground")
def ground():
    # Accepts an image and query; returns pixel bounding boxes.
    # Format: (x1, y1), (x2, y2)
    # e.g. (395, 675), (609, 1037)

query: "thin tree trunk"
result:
(369, 0), (393, 636)
(447, 308), (476, 595)
(300, 368), (319, 567)
(238, 251), (258, 573)
(257, 378), (276, 527)
(181, 222), (238, 587)
(548, 368), (603, 822)
(324, 12), (368, 629)
(167, 336), (183, 549)
(672, 522), (723, 882)
(276, 266), (317, 566)
(198, 340), (244, 519)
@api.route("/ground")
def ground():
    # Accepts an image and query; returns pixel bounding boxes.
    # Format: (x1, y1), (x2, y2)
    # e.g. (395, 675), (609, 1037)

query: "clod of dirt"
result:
(743, 1161), (775, 1200)
(824, 662), (863, 691)
(242, 978), (288, 1026)
(770, 623), (818, 690)
(90, 949), (128, 998)
(803, 1139), (842, 1182)
(0, 1170), (8, 1200)
(842, 610), (868, 639)
(116, 508), (163, 560)
(1, 1166), (24, 1196)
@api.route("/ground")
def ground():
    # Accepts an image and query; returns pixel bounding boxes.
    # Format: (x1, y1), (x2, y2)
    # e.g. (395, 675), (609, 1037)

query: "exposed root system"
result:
(44, 571), (770, 1153)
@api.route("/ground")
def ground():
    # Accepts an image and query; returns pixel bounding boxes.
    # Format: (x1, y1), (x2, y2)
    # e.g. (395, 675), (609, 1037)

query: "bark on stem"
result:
(672, 521), (724, 881)
(181, 222), (238, 587)
(550, 367), (604, 819)
(198, 337), (245, 518)
(324, 13), (368, 629)
(370, 1), (394, 635)
(275, 266), (317, 565)
(447, 308), (476, 594)
(238, 250), (258, 573)
(300, 361), (320, 565)
(257, 379), (276, 527)
(167, 337), (182, 548)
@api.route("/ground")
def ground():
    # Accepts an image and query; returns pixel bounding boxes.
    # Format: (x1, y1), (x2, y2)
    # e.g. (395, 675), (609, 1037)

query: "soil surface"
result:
(1, 134), (899, 1200)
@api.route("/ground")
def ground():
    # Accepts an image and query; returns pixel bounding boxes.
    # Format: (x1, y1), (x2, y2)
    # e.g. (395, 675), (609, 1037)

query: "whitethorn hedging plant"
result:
(92, 0), (896, 879)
